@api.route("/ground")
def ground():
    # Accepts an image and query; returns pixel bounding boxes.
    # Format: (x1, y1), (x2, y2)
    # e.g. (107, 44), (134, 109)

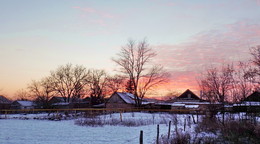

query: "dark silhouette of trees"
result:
(112, 39), (169, 106)
(245, 46), (260, 87)
(198, 64), (235, 103)
(106, 75), (125, 93)
(125, 79), (135, 94)
(15, 89), (31, 101)
(50, 64), (89, 102)
(28, 77), (55, 108)
(85, 69), (108, 105)
(231, 62), (255, 102)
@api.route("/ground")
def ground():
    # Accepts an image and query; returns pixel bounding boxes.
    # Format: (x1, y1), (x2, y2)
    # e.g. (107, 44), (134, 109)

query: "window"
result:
(188, 94), (191, 99)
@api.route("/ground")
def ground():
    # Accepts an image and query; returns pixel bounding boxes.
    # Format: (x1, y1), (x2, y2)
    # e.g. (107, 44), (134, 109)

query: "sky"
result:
(1, 0), (260, 98)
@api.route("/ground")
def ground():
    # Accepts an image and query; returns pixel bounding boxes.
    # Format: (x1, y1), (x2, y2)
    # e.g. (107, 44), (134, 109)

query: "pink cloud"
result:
(153, 21), (260, 92)
(72, 6), (81, 9)
(73, 6), (116, 19)
(72, 6), (117, 27)
(91, 19), (106, 26)
(82, 7), (96, 13)
(253, 0), (260, 6)
(167, 2), (176, 7)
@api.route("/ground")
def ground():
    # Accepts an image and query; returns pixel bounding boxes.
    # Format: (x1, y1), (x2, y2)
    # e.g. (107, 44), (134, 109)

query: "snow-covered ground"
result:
(0, 112), (198, 144)
(2, 112), (257, 144)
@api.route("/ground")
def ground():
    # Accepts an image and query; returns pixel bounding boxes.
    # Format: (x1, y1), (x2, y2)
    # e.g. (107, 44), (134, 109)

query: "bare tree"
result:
(231, 62), (255, 102)
(125, 78), (135, 94)
(162, 90), (181, 101)
(245, 46), (260, 87)
(15, 89), (31, 101)
(50, 64), (89, 102)
(112, 39), (169, 106)
(198, 64), (235, 103)
(28, 77), (55, 108)
(85, 69), (108, 105)
(250, 45), (260, 68)
(106, 74), (125, 93)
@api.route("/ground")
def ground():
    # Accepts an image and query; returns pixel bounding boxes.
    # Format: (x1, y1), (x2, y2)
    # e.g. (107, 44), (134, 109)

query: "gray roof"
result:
(15, 101), (34, 107)
(0, 95), (12, 104)
(116, 92), (136, 104)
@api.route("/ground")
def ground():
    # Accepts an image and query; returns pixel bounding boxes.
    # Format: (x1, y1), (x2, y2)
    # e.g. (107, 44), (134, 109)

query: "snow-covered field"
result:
(2, 112), (256, 144)
(0, 112), (196, 144)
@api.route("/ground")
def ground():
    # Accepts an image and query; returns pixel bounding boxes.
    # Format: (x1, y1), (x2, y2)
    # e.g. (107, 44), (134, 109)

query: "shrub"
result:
(220, 120), (260, 143)
(195, 116), (220, 134)
(75, 117), (104, 127)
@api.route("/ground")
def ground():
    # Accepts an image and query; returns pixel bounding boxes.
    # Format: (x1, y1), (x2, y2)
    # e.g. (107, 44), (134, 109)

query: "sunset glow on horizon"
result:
(1, 0), (260, 98)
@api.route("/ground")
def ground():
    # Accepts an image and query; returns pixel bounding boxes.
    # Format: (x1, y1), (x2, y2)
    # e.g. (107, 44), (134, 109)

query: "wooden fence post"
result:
(184, 118), (186, 131)
(156, 124), (159, 144)
(140, 130), (143, 144)
(168, 121), (171, 139)
(120, 112), (122, 122)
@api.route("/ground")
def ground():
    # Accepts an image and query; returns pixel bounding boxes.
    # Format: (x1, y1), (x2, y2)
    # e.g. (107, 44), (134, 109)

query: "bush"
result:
(158, 114), (260, 144)
(195, 116), (220, 134)
(158, 131), (190, 144)
(75, 117), (104, 127)
(220, 120), (260, 143)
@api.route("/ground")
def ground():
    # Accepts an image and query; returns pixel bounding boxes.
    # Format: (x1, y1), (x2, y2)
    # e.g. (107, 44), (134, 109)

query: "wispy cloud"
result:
(73, 6), (116, 19)
(72, 6), (117, 28)
(154, 21), (260, 92)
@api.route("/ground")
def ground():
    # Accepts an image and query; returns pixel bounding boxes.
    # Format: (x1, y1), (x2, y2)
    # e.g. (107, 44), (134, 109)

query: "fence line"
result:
(0, 108), (199, 113)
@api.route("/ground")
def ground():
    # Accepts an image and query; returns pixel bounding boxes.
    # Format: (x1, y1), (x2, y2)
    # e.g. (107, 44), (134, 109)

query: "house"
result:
(48, 96), (90, 109)
(0, 95), (12, 110)
(243, 91), (260, 102)
(166, 89), (215, 111)
(106, 92), (136, 108)
(48, 96), (69, 109)
(233, 91), (260, 112)
(174, 89), (202, 102)
(11, 100), (35, 109)
(48, 96), (66, 104)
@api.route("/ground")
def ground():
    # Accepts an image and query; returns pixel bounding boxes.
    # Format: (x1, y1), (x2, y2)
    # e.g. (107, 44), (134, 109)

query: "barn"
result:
(106, 92), (136, 109)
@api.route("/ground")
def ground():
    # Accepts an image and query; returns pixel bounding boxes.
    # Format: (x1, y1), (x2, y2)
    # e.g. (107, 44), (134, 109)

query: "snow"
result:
(16, 101), (34, 107)
(117, 92), (135, 104)
(52, 102), (70, 106)
(2, 112), (258, 143)
(185, 105), (199, 108)
(173, 101), (211, 105)
(233, 101), (260, 106)
(171, 103), (185, 107)
(0, 112), (200, 144)
(0, 119), (172, 144)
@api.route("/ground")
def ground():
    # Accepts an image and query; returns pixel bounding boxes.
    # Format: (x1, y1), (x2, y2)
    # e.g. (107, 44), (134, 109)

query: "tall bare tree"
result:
(245, 46), (260, 87)
(28, 77), (55, 108)
(198, 64), (235, 103)
(50, 64), (89, 102)
(231, 62), (255, 102)
(112, 39), (168, 106)
(15, 89), (31, 101)
(106, 74), (125, 93)
(85, 69), (108, 105)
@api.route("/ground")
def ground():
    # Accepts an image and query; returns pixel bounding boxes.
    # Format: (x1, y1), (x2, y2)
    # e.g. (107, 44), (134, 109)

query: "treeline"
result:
(11, 41), (260, 105)
(15, 39), (168, 107)
(198, 46), (260, 103)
